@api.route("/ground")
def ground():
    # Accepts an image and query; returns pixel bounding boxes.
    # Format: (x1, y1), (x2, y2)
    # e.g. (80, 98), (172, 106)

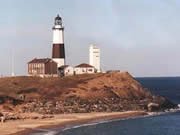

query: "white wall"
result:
(74, 67), (95, 74)
(64, 66), (74, 76)
(53, 28), (64, 44)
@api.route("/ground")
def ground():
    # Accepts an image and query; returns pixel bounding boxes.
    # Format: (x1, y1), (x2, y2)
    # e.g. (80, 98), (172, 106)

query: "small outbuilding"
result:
(28, 58), (58, 77)
(74, 63), (96, 75)
(58, 65), (74, 77)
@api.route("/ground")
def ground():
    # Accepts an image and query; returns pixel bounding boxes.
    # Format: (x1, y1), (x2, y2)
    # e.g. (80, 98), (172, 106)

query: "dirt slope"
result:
(0, 72), (176, 115)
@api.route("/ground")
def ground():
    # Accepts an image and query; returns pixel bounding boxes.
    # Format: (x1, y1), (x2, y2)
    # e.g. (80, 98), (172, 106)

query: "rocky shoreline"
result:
(19, 95), (176, 114)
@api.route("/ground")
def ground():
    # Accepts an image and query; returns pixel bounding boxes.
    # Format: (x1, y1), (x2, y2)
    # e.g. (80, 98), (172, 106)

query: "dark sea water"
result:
(31, 77), (180, 135)
(136, 77), (180, 104)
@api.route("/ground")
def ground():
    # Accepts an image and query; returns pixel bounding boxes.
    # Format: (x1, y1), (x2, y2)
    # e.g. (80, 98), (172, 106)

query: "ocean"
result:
(30, 77), (180, 135)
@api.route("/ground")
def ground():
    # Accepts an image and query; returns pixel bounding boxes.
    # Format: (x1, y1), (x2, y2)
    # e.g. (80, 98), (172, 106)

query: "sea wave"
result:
(147, 106), (180, 117)
(29, 129), (59, 135)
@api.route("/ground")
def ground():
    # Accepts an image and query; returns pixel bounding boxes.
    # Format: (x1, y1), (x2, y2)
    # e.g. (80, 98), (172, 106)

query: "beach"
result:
(0, 111), (147, 135)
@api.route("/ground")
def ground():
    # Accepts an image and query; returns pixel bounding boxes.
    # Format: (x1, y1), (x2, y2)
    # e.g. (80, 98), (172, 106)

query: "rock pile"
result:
(19, 94), (176, 114)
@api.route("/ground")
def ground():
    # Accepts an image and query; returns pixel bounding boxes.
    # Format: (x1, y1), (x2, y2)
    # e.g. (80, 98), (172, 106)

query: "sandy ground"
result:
(0, 111), (147, 135)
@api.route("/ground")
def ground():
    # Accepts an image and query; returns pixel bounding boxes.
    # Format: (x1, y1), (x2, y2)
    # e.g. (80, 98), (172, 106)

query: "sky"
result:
(0, 0), (180, 77)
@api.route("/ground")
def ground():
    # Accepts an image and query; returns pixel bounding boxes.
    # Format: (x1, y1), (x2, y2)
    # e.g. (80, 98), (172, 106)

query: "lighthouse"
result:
(52, 14), (65, 67)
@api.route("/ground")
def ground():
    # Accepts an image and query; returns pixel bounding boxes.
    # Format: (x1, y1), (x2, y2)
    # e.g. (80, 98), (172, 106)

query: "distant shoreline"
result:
(5, 111), (147, 135)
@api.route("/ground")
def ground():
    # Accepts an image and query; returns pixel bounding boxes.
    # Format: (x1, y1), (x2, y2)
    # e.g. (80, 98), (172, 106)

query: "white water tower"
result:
(89, 44), (101, 72)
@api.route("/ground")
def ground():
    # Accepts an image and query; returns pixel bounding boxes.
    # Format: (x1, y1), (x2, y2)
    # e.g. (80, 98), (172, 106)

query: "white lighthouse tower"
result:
(52, 14), (65, 67)
(89, 44), (101, 72)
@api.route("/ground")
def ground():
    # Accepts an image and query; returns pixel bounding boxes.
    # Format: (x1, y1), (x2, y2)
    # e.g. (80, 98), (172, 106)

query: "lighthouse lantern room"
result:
(52, 14), (65, 67)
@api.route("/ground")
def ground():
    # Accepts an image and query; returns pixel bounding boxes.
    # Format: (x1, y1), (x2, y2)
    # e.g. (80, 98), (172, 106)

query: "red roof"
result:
(28, 58), (52, 64)
(75, 63), (94, 68)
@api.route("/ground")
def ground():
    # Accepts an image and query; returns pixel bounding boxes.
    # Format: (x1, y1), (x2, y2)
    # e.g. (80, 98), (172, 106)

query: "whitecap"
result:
(30, 129), (58, 135)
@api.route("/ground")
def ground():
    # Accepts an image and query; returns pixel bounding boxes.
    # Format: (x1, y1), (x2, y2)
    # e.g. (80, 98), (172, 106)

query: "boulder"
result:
(0, 112), (4, 123)
(148, 103), (160, 112)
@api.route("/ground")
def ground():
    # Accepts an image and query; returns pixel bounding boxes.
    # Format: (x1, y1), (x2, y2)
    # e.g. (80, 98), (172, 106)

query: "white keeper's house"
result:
(74, 63), (96, 75)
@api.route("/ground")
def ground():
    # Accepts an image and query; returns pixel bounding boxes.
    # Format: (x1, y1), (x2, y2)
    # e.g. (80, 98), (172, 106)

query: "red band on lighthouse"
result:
(52, 44), (65, 58)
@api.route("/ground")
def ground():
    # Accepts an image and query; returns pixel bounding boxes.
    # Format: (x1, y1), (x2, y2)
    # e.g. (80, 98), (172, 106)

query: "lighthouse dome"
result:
(55, 14), (62, 25)
(55, 14), (61, 20)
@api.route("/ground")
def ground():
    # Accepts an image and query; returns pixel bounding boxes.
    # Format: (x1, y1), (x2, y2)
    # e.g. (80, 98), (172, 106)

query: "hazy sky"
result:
(0, 0), (180, 77)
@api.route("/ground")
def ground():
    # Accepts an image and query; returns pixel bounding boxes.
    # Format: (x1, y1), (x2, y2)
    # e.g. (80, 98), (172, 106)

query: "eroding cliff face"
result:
(0, 72), (177, 115)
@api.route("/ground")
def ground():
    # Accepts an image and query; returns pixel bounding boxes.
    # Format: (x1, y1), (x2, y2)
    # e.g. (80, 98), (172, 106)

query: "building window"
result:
(88, 69), (92, 72)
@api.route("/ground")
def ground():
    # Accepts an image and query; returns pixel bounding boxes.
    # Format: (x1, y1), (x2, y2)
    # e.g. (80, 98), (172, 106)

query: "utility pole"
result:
(11, 48), (15, 77)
